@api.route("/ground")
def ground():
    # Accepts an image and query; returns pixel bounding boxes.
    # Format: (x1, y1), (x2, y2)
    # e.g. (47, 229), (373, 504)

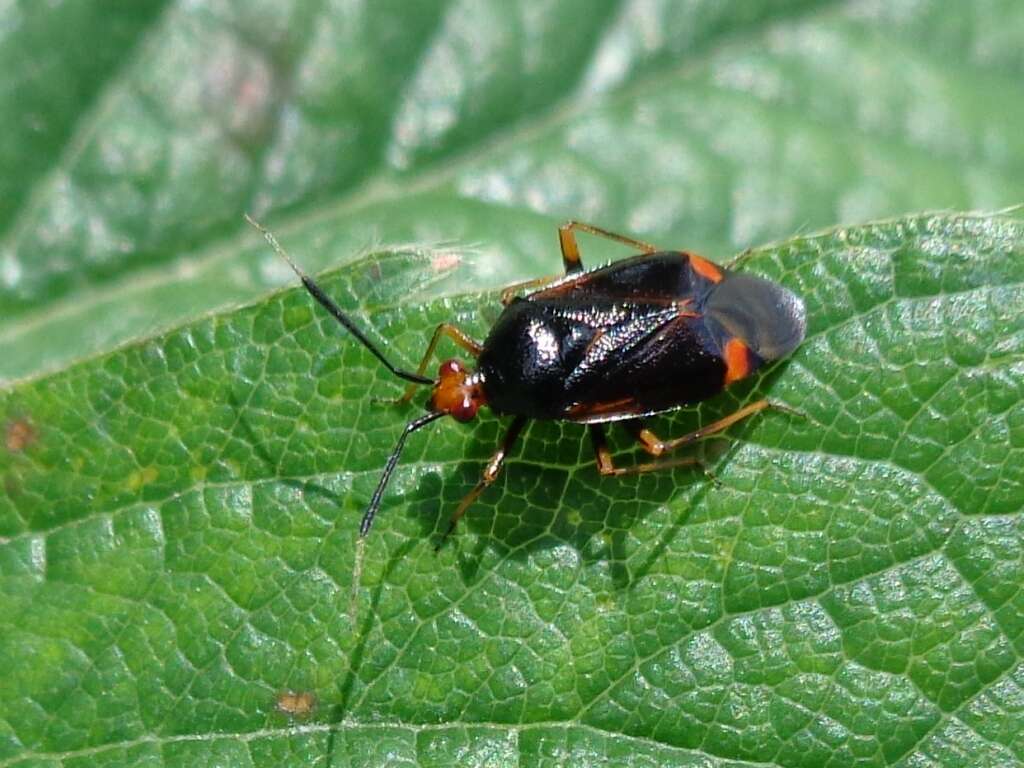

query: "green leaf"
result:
(3, 0), (1024, 381)
(2, 211), (1024, 766)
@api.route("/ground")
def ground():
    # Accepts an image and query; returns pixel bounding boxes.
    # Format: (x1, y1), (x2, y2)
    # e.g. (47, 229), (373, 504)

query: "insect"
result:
(247, 217), (806, 548)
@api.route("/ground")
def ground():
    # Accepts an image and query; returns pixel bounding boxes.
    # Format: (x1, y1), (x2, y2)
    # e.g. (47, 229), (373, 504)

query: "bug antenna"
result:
(360, 411), (445, 537)
(244, 213), (304, 280)
(244, 214), (433, 386)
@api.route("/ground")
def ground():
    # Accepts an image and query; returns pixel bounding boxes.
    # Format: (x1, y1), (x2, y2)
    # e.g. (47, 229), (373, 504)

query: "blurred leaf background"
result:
(3, 0), (1023, 380)
(2, 1), (1024, 767)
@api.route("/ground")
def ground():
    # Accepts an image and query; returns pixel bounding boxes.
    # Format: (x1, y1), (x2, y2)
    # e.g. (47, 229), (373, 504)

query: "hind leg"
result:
(589, 425), (702, 477)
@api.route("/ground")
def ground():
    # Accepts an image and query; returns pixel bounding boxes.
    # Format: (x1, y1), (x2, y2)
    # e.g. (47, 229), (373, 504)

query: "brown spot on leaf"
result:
(275, 690), (317, 717)
(5, 419), (35, 452)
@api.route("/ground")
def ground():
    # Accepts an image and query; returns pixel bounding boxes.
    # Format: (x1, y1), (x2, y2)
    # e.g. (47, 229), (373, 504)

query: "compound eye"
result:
(450, 394), (479, 423)
(438, 359), (463, 377)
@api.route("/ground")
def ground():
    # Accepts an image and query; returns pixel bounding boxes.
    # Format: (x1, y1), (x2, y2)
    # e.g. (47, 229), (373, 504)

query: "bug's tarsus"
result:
(436, 519), (459, 553)
(244, 213), (433, 387)
(763, 399), (810, 422)
(699, 462), (722, 488)
(499, 274), (561, 305)
(725, 247), (755, 271)
(360, 411), (446, 538)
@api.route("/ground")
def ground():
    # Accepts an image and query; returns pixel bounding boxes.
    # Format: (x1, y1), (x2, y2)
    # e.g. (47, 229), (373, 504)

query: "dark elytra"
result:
(478, 251), (804, 422)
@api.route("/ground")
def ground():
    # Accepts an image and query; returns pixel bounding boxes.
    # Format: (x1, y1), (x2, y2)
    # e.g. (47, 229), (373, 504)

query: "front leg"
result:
(397, 323), (483, 403)
(500, 275), (561, 306)
(436, 416), (528, 550)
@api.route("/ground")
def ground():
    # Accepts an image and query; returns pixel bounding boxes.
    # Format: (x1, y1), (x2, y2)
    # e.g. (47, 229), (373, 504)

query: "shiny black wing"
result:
(528, 251), (709, 304)
(553, 301), (727, 423)
(480, 252), (733, 422)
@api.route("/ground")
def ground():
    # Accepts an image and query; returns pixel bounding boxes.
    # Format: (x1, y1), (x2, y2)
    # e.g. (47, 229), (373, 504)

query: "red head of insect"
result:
(430, 359), (486, 422)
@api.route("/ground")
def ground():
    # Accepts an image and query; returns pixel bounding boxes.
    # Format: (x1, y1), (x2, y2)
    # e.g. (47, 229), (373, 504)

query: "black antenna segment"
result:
(245, 214), (433, 386)
(360, 410), (445, 537)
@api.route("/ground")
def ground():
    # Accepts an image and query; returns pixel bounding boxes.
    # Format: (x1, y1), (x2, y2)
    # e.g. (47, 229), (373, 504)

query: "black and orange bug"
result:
(247, 217), (806, 548)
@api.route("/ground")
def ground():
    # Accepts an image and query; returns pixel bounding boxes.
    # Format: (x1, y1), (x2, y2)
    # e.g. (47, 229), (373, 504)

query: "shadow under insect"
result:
(395, 400), (748, 586)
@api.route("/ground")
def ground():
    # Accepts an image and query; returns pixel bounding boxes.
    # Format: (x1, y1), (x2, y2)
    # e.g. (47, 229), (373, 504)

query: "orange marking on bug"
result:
(569, 397), (635, 417)
(687, 253), (723, 284)
(723, 338), (753, 384)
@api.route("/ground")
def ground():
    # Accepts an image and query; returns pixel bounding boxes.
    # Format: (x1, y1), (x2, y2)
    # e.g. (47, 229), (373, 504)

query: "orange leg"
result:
(500, 275), (561, 306)
(590, 399), (800, 477)
(500, 221), (661, 304)
(397, 323), (482, 404)
(624, 400), (785, 455)
(559, 220), (659, 274)
(436, 416), (528, 550)
(590, 425), (702, 477)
